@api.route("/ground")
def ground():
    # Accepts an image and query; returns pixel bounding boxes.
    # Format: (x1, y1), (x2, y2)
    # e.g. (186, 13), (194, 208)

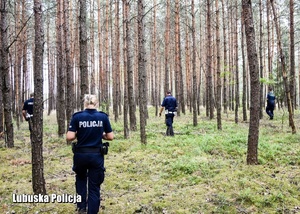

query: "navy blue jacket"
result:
(22, 98), (34, 115)
(161, 95), (177, 112)
(267, 92), (276, 106)
(68, 109), (112, 148)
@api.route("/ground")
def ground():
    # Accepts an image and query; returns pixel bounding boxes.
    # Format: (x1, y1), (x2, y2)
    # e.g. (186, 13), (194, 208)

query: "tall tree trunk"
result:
(267, 1), (273, 79)
(79, 0), (88, 109)
(117, 0), (122, 117)
(234, 0), (239, 124)
(206, 0), (214, 119)
(90, 0), (95, 94)
(14, 0), (22, 130)
(97, 0), (103, 106)
(137, 0), (147, 144)
(104, 0), (110, 112)
(63, 0), (74, 129)
(215, 0), (221, 129)
(270, 0), (296, 134)
(175, 0), (184, 116)
(125, 1), (137, 131)
(0, 0), (14, 147)
(178, 2), (185, 116)
(21, 0), (28, 112)
(221, 0), (228, 114)
(197, 7), (202, 116)
(289, 0), (295, 110)
(32, 0), (46, 194)
(56, 0), (65, 137)
(192, 0), (197, 127)
(72, 1), (80, 110)
(122, 0), (129, 138)
(164, 0), (170, 94)
(242, 0), (261, 165)
(259, 0), (264, 119)
(185, 0), (191, 112)
(113, 0), (121, 122)
(151, 0), (158, 116)
(47, 11), (54, 116)
(241, 15), (247, 122)
(229, 6), (233, 112)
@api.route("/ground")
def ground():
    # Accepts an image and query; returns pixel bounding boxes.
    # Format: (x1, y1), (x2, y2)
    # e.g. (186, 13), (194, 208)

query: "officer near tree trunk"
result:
(22, 93), (34, 139)
(66, 94), (114, 214)
(159, 90), (178, 136)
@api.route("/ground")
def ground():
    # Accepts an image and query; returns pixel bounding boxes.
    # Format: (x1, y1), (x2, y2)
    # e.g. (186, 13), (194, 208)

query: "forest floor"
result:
(0, 107), (299, 214)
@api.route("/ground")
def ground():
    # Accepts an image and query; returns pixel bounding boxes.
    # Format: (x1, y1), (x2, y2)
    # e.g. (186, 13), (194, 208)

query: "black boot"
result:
(166, 127), (171, 136)
(170, 126), (174, 136)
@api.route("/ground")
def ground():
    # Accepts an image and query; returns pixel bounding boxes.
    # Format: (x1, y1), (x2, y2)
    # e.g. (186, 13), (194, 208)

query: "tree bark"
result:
(215, 0), (221, 130)
(122, 0), (129, 138)
(14, 0), (22, 129)
(0, 0), (14, 147)
(126, 0), (137, 131)
(104, 0), (110, 112)
(206, 0), (214, 119)
(242, 0), (261, 165)
(234, 0), (239, 124)
(241, 15), (247, 122)
(32, 0), (46, 194)
(97, 0), (103, 106)
(289, 0), (295, 110)
(21, 0), (29, 113)
(90, 0), (95, 94)
(259, 0), (264, 119)
(46, 11), (55, 116)
(185, 0), (191, 112)
(113, 0), (121, 122)
(79, 0), (88, 109)
(63, 0), (74, 127)
(56, 0), (66, 137)
(164, 0), (170, 94)
(137, 0), (147, 144)
(192, 0), (198, 127)
(151, 0), (158, 116)
(175, 0), (184, 116)
(270, 0), (296, 134)
(221, 0), (228, 114)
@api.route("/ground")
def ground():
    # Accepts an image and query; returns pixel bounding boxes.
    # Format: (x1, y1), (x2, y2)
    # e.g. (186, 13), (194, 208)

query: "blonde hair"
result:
(84, 94), (98, 108)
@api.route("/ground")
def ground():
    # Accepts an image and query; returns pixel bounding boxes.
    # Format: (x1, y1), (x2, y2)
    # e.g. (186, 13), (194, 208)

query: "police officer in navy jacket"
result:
(159, 90), (178, 136)
(66, 94), (114, 214)
(22, 93), (34, 131)
(266, 87), (276, 120)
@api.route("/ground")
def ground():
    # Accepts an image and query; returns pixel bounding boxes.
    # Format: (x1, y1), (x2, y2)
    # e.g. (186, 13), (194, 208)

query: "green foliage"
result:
(220, 71), (231, 78)
(260, 77), (277, 85)
(0, 108), (299, 213)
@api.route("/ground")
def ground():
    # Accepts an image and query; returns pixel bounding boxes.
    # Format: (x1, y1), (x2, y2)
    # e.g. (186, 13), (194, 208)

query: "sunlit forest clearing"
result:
(0, 107), (299, 213)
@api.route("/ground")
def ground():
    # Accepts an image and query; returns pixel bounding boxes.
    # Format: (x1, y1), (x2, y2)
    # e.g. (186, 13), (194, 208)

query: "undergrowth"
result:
(0, 107), (299, 213)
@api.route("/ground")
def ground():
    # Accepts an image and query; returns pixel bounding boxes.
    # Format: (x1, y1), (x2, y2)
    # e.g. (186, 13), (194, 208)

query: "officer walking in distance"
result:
(66, 94), (114, 214)
(22, 92), (34, 133)
(159, 90), (178, 136)
(266, 87), (276, 120)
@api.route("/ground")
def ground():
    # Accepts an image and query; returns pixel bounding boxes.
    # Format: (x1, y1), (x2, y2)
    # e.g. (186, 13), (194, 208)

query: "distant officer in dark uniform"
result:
(22, 93), (34, 131)
(66, 94), (114, 214)
(266, 87), (276, 120)
(159, 90), (178, 136)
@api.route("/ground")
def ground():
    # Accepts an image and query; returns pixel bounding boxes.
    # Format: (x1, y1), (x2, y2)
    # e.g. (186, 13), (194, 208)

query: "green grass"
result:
(0, 107), (299, 213)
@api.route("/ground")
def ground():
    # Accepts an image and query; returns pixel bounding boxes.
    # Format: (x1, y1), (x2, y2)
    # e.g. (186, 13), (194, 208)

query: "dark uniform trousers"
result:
(165, 113), (175, 136)
(266, 102), (275, 119)
(73, 153), (105, 214)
